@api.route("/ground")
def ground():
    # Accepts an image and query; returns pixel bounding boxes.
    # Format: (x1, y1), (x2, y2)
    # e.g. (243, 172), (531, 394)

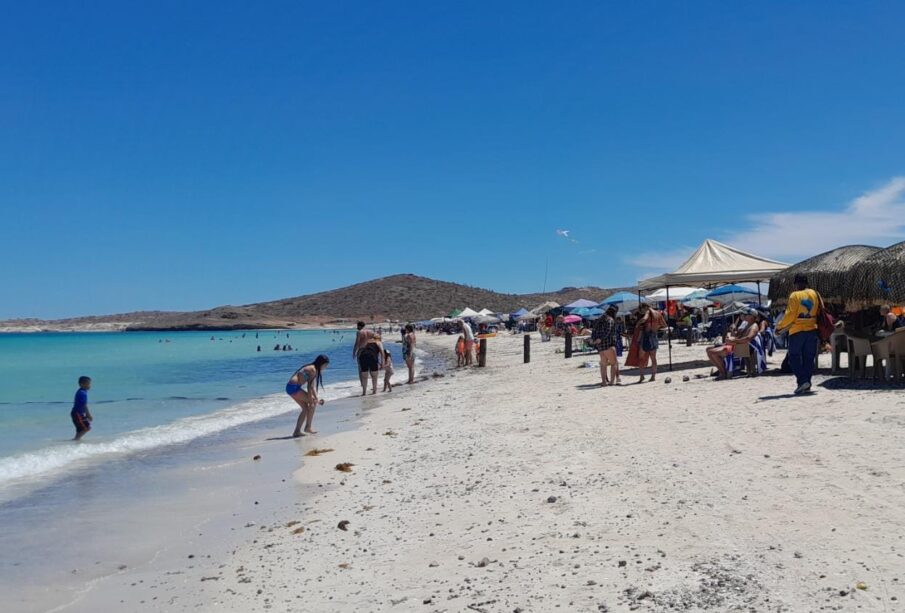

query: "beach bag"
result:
(815, 292), (835, 342)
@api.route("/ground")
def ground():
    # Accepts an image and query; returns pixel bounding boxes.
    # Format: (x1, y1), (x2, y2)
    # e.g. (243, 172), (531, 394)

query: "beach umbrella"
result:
(447, 308), (462, 318)
(562, 314), (582, 324)
(517, 312), (540, 321)
(511, 308), (529, 318)
(598, 291), (650, 312)
(645, 287), (703, 302)
(473, 314), (501, 324)
(705, 284), (762, 303)
(564, 299), (599, 312)
(683, 298), (714, 309)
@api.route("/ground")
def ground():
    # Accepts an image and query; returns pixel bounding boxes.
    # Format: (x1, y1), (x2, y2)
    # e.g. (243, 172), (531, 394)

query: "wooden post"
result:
(523, 334), (530, 363)
(478, 338), (487, 367)
(665, 285), (673, 371)
(565, 331), (573, 358)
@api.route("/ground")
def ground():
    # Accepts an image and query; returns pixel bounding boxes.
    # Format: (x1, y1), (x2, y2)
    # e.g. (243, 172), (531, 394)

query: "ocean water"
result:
(0, 328), (391, 500)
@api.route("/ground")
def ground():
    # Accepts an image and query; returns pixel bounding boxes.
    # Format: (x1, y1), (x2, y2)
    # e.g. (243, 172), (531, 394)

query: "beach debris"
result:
(682, 375), (690, 382)
(335, 463), (354, 473)
(338, 563), (350, 569)
(291, 527), (305, 535)
(429, 561), (439, 567)
(337, 520), (350, 531)
(383, 430), (397, 437)
(361, 505), (375, 512)
(664, 377), (672, 384)
(432, 372), (444, 378)
(286, 521), (300, 528)
(546, 496), (557, 503)
(244, 522), (256, 528)
(200, 576), (220, 582)
(618, 560), (627, 567)
(382, 479), (392, 484)
(252, 454), (261, 461)
(304, 448), (334, 457)
(475, 557), (493, 568)
(390, 596), (408, 606)
(856, 581), (868, 590)
(117, 564), (127, 570)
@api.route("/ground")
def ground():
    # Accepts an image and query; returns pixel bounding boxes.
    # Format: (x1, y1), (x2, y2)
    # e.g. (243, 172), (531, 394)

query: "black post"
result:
(478, 338), (487, 367)
(523, 334), (530, 363)
(565, 331), (573, 359)
(666, 285), (673, 371)
(756, 281), (762, 306)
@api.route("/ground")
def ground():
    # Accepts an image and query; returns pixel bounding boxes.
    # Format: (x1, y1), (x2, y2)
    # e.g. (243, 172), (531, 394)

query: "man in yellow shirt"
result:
(776, 273), (820, 394)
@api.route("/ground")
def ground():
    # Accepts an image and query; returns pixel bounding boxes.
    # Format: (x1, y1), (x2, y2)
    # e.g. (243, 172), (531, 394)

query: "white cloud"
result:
(625, 177), (905, 277)
(727, 176), (905, 259)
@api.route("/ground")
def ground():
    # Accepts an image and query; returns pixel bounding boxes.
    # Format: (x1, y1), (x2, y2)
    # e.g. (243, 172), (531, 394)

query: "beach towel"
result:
(624, 327), (648, 368)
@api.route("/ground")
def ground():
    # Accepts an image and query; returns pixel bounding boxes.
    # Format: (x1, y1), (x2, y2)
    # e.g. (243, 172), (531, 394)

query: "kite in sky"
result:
(556, 229), (578, 244)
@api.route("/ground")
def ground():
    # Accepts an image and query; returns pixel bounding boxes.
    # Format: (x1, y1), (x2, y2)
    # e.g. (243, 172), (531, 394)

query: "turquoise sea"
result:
(0, 329), (373, 499)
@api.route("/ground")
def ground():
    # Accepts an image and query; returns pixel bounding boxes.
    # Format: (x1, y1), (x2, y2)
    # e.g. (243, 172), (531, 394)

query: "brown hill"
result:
(0, 274), (618, 332)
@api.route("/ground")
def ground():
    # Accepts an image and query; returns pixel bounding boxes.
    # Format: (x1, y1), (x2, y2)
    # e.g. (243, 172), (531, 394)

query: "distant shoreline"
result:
(0, 322), (358, 334)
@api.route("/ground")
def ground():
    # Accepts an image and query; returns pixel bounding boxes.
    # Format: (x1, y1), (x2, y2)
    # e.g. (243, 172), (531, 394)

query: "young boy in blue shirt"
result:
(71, 376), (93, 440)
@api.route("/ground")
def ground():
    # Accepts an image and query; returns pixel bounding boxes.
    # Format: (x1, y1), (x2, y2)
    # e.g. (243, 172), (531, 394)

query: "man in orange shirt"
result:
(776, 274), (820, 395)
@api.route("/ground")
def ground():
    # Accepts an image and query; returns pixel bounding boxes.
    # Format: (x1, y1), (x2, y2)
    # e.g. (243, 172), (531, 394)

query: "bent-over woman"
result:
(286, 354), (329, 437)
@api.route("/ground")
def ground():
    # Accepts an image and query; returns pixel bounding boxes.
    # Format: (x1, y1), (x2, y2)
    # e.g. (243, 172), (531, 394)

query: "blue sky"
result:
(2, 1), (905, 318)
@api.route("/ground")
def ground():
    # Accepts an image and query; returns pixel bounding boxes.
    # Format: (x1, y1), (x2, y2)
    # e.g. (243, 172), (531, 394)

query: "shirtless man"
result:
(352, 321), (374, 359)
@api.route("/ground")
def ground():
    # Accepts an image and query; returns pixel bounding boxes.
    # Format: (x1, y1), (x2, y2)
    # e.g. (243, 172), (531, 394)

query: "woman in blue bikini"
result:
(286, 354), (330, 437)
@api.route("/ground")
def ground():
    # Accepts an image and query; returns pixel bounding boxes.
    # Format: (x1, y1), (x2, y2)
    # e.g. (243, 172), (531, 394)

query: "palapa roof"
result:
(639, 239), (788, 290)
(769, 244), (881, 308)
(844, 241), (905, 309)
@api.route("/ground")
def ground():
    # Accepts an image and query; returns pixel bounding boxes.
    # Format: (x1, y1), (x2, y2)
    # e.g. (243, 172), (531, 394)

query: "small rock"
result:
(476, 557), (491, 567)
(429, 561), (439, 567)
(337, 520), (350, 531)
(547, 496), (557, 503)
(856, 582), (868, 590)
(682, 375), (690, 382)
(664, 377), (671, 384)
(252, 454), (261, 461)
(618, 560), (627, 567)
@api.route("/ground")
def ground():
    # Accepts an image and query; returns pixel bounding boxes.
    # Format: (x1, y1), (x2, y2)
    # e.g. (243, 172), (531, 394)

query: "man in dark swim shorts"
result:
(357, 337), (383, 396)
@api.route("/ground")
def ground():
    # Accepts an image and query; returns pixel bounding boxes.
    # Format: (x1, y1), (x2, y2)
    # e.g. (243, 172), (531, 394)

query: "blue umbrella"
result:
(598, 291), (650, 311)
(705, 284), (761, 303)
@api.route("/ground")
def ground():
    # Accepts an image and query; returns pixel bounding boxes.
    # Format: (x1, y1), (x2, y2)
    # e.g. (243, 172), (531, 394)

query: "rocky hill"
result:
(1, 274), (618, 332)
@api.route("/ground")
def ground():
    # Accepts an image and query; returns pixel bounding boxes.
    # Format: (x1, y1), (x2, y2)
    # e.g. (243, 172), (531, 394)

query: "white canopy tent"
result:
(636, 240), (788, 371)
(638, 239), (788, 290)
(477, 308), (495, 316)
(458, 307), (479, 318)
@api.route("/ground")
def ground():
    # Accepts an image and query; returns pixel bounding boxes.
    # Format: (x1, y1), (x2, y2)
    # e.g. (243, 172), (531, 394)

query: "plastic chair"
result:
(830, 331), (848, 375)
(847, 337), (872, 379)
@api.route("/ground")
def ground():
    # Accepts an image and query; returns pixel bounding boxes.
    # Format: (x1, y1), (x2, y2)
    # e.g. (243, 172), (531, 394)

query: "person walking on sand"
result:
(352, 321), (374, 359)
(635, 303), (666, 383)
(402, 324), (417, 384)
(357, 335), (384, 395)
(455, 335), (466, 367)
(459, 319), (475, 366)
(286, 354), (329, 437)
(592, 306), (620, 386)
(776, 273), (821, 395)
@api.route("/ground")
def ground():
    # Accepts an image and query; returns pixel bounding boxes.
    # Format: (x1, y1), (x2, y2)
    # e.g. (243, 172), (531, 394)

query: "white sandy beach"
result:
(61, 332), (904, 612)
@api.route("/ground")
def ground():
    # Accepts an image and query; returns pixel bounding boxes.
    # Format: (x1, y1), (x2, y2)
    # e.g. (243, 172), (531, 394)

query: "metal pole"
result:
(756, 281), (762, 306)
(523, 334), (530, 363)
(666, 285), (673, 371)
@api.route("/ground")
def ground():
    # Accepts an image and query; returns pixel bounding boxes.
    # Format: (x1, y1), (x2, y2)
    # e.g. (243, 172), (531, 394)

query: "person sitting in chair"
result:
(706, 309), (760, 380)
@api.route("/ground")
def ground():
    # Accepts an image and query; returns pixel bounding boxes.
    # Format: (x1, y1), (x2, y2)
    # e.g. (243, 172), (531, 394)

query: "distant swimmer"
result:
(71, 376), (93, 441)
(274, 344), (281, 351)
(257, 345), (261, 352)
(286, 354), (330, 437)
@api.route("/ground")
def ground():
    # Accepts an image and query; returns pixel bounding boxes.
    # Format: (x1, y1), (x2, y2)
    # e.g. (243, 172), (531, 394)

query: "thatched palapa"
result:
(768, 245), (881, 309)
(843, 240), (905, 309)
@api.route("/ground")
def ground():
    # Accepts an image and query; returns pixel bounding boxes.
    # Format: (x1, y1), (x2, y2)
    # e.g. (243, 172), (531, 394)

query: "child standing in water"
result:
(71, 376), (93, 440)
(383, 349), (394, 392)
(455, 335), (466, 367)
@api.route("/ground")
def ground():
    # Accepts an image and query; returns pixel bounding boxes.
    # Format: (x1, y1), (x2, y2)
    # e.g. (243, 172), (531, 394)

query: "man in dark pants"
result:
(776, 273), (820, 394)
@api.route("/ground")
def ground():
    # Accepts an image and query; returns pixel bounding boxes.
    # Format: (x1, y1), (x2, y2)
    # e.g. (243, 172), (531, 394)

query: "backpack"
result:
(815, 292), (835, 342)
